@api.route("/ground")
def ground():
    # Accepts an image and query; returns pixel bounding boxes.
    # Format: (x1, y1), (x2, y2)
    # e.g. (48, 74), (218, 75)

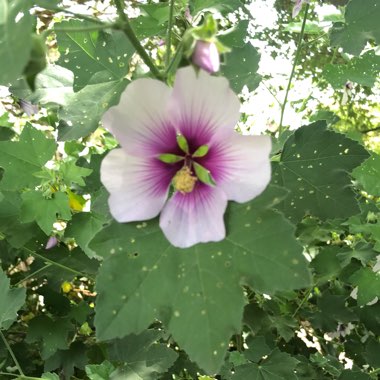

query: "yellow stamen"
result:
(172, 166), (197, 194)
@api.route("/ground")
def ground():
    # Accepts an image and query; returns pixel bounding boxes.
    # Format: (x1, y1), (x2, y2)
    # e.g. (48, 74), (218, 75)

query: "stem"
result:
(0, 373), (18, 378)
(0, 331), (24, 377)
(292, 288), (312, 318)
(166, 0), (175, 68)
(113, 0), (162, 79)
(21, 247), (93, 281)
(165, 40), (184, 76)
(14, 264), (52, 287)
(278, 4), (309, 134)
(53, 23), (117, 33)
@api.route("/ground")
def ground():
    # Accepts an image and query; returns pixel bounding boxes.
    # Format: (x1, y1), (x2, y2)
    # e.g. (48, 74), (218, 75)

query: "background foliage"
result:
(0, 0), (379, 379)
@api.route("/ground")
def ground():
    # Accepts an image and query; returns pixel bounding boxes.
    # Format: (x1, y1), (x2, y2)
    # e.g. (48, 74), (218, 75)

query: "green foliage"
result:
(92, 186), (310, 373)
(330, 0), (380, 55)
(273, 122), (369, 221)
(0, 125), (56, 190)
(0, 0), (379, 379)
(0, 0), (33, 85)
(0, 268), (26, 329)
(222, 43), (262, 93)
(323, 51), (380, 89)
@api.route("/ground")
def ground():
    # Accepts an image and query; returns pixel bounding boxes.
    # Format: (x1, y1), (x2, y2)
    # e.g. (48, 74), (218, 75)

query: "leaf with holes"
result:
(55, 20), (134, 91)
(352, 154), (380, 196)
(20, 191), (72, 235)
(90, 186), (310, 373)
(0, 124), (56, 191)
(0, 267), (26, 329)
(272, 122), (369, 222)
(323, 51), (380, 89)
(330, 0), (380, 55)
(221, 43), (261, 93)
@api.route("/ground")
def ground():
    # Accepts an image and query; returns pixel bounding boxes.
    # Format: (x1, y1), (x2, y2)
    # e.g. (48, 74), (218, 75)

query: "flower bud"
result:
(45, 236), (58, 250)
(192, 40), (220, 74)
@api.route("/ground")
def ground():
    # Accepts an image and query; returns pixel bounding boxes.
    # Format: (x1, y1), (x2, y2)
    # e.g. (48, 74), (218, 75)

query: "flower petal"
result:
(159, 184), (227, 248)
(101, 148), (173, 222)
(101, 79), (177, 157)
(218, 134), (272, 203)
(169, 66), (240, 147)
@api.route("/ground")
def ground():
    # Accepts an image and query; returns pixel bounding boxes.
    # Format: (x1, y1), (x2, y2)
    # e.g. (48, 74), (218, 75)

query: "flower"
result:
(192, 40), (220, 74)
(100, 67), (271, 248)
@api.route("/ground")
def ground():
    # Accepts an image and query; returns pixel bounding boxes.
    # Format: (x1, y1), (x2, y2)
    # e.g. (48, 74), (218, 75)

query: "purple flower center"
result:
(158, 134), (215, 194)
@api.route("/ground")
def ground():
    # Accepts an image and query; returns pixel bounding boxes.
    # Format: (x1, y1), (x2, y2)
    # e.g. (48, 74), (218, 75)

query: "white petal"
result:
(219, 134), (272, 203)
(170, 67), (240, 140)
(159, 185), (227, 248)
(101, 149), (171, 222)
(101, 79), (175, 157)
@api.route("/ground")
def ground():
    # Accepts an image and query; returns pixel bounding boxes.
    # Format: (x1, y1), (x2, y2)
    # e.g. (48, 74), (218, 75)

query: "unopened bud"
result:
(45, 236), (58, 250)
(192, 41), (220, 74)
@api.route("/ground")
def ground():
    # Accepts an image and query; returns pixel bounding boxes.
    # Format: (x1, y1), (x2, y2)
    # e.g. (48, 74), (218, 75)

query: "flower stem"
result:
(278, 4), (309, 135)
(0, 331), (25, 377)
(21, 247), (93, 281)
(166, 0), (176, 68)
(53, 22), (118, 33)
(14, 264), (52, 287)
(113, 0), (162, 79)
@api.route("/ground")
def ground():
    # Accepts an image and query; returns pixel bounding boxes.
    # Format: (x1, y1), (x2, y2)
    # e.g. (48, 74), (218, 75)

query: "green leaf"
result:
(65, 212), (110, 259)
(352, 154), (380, 196)
(91, 186), (310, 373)
(349, 267), (380, 306)
(218, 21), (249, 48)
(108, 330), (178, 379)
(58, 74), (128, 140)
(193, 162), (216, 186)
(26, 316), (73, 360)
(284, 21), (324, 35)
(86, 361), (115, 380)
(41, 374), (60, 380)
(0, 124), (56, 191)
(0, 267), (26, 329)
(323, 51), (380, 89)
(364, 337), (380, 368)
(176, 134), (189, 154)
(44, 341), (88, 379)
(193, 145), (209, 158)
(338, 370), (371, 380)
(191, 0), (242, 15)
(221, 44), (261, 93)
(330, 0), (380, 55)
(0, 191), (37, 248)
(231, 349), (299, 380)
(55, 20), (134, 91)
(21, 191), (72, 235)
(273, 122), (369, 221)
(59, 160), (93, 187)
(0, 0), (33, 85)
(158, 154), (184, 164)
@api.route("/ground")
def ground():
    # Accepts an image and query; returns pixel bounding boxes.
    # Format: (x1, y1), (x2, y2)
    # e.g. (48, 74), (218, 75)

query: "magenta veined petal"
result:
(100, 66), (272, 248)
(101, 149), (173, 222)
(159, 184), (228, 248)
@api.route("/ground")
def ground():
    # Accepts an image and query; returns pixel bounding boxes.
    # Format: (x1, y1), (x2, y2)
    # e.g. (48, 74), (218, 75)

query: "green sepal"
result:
(158, 154), (184, 164)
(176, 134), (189, 154)
(193, 145), (209, 158)
(193, 162), (215, 186)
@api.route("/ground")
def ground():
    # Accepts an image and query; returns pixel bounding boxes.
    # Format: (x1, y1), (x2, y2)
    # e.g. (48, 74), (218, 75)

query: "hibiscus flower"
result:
(100, 66), (271, 248)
